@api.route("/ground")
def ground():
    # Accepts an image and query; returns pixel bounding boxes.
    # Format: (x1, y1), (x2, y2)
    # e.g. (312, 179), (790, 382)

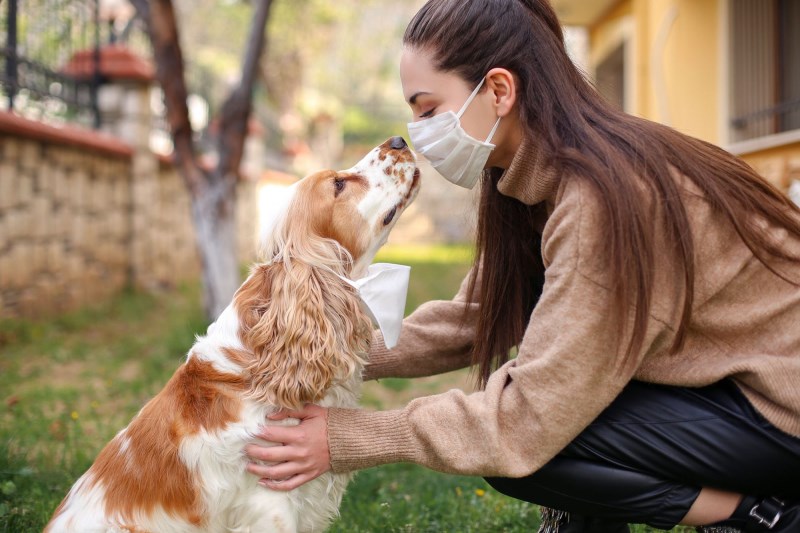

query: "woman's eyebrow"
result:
(408, 91), (432, 105)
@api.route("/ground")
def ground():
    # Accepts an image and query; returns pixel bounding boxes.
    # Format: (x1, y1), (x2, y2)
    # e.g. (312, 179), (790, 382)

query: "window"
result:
(728, 0), (800, 143)
(596, 42), (626, 112)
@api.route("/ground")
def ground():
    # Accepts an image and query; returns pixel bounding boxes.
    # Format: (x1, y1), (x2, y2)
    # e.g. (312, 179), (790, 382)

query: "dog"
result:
(45, 136), (420, 532)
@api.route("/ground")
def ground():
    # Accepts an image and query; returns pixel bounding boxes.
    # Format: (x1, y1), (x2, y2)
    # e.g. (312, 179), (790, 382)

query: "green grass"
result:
(1, 245), (692, 532)
(0, 283), (208, 530)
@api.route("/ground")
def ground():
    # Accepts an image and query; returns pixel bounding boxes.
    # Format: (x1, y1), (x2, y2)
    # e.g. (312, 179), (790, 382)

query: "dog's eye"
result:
(334, 178), (345, 196)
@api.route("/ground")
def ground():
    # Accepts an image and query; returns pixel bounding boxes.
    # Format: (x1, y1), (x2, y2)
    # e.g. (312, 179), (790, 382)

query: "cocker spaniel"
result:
(46, 136), (420, 533)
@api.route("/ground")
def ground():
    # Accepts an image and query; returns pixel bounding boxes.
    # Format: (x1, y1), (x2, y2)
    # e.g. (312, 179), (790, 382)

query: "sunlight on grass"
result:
(375, 243), (475, 264)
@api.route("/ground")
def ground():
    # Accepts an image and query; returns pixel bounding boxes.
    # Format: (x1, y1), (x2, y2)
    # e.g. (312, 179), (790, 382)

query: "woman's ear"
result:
(486, 67), (517, 118)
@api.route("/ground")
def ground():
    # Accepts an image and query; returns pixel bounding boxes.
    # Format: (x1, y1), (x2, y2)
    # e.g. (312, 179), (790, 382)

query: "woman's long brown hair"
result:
(404, 0), (800, 387)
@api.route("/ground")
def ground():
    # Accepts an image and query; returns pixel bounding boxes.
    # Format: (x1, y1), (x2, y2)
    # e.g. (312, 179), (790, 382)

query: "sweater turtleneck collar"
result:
(496, 135), (560, 206)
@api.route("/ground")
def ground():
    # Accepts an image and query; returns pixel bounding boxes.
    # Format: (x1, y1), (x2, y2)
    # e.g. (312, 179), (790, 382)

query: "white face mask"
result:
(407, 77), (501, 189)
(338, 263), (410, 349)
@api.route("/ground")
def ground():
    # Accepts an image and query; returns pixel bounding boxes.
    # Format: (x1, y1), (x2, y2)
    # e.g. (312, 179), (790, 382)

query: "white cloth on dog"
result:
(339, 263), (410, 349)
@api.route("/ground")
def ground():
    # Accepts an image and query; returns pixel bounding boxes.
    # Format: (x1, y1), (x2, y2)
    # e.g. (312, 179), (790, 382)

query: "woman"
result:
(245, 0), (800, 531)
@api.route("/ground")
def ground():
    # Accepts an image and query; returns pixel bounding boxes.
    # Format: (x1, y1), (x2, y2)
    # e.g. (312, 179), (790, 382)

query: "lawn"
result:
(1, 244), (692, 532)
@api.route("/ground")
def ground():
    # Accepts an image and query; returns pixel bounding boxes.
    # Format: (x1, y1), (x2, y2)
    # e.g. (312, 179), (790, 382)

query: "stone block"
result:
(69, 169), (89, 211)
(88, 179), (106, 214)
(0, 214), (6, 251)
(83, 218), (98, 249)
(17, 173), (34, 207)
(49, 205), (67, 240)
(49, 146), (70, 167)
(31, 242), (47, 272)
(0, 253), (9, 287)
(0, 163), (16, 210)
(38, 162), (54, 198)
(132, 152), (157, 178)
(50, 166), (68, 205)
(32, 196), (51, 239)
(8, 242), (32, 287)
(18, 141), (40, 171)
(111, 179), (128, 208)
(66, 253), (85, 280)
(109, 210), (127, 239)
(111, 242), (128, 268)
(47, 241), (65, 272)
(7, 208), (31, 241)
(98, 241), (112, 264)
(88, 264), (107, 296)
(70, 214), (86, 249)
(2, 137), (19, 160)
(131, 179), (154, 209)
(103, 242), (117, 267)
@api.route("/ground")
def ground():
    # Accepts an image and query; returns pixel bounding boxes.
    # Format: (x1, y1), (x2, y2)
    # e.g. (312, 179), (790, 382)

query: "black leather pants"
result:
(485, 380), (800, 530)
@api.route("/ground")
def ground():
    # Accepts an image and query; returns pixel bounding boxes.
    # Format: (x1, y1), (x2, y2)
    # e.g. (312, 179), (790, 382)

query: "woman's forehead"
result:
(400, 48), (470, 101)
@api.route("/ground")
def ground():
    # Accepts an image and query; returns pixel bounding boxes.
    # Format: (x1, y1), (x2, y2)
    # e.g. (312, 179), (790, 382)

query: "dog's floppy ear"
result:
(233, 260), (371, 410)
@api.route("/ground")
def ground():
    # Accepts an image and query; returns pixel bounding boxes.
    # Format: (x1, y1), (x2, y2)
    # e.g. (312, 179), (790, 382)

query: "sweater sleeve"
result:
(362, 265), (481, 381)
(328, 181), (677, 477)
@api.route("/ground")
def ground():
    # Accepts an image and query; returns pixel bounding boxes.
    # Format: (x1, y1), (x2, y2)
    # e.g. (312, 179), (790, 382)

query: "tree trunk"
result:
(131, 0), (274, 320)
(192, 179), (241, 319)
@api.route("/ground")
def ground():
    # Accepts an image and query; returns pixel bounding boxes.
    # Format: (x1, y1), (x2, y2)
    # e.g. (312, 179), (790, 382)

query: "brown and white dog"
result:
(46, 137), (420, 533)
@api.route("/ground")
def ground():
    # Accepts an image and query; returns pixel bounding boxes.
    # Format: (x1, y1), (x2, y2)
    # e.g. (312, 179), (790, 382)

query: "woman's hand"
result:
(244, 404), (331, 491)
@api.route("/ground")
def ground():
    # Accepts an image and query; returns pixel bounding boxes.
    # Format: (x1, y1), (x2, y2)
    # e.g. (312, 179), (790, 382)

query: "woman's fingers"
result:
(247, 459), (325, 492)
(247, 460), (306, 481)
(260, 472), (316, 492)
(267, 408), (305, 421)
(242, 405), (330, 491)
(257, 424), (304, 445)
(267, 403), (322, 421)
(244, 443), (294, 463)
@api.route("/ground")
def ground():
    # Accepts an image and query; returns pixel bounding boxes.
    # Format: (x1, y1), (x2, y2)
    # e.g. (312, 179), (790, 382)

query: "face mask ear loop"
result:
(485, 116), (502, 143)
(456, 77), (487, 119)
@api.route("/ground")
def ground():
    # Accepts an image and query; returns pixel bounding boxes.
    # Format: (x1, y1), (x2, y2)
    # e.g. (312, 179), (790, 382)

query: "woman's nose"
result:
(390, 136), (407, 150)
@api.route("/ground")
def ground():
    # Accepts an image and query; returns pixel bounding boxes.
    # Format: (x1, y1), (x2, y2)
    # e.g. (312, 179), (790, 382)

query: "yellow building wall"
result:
(590, 0), (721, 144)
(586, 0), (799, 193)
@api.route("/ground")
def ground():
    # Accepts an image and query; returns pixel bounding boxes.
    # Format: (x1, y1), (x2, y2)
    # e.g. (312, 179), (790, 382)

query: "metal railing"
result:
(0, 0), (151, 129)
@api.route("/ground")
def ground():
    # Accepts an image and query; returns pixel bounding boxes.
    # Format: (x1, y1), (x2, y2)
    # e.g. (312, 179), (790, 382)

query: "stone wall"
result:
(0, 133), (133, 316)
(0, 113), (259, 318)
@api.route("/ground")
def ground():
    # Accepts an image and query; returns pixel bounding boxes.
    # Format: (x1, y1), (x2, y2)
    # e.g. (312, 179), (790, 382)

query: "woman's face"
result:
(399, 46), (518, 169)
(400, 47), (499, 143)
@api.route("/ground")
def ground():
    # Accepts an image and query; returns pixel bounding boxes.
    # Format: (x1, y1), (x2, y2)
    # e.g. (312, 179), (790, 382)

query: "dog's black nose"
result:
(389, 136), (407, 150)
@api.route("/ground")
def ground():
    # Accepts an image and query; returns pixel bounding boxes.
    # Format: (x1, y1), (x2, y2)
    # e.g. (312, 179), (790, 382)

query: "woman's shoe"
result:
(707, 497), (799, 532)
(744, 498), (799, 532)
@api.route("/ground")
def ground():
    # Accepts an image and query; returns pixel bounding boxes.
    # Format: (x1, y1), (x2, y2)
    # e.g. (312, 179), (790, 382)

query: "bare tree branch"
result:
(217, 0), (275, 181)
(128, 0), (149, 22)
(132, 0), (207, 196)
(128, 0), (274, 319)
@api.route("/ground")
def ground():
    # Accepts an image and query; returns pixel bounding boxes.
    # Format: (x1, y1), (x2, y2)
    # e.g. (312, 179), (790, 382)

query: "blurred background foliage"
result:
(172, 0), (419, 174)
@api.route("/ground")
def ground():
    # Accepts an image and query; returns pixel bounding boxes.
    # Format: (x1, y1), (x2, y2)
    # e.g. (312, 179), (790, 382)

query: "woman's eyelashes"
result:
(419, 108), (436, 119)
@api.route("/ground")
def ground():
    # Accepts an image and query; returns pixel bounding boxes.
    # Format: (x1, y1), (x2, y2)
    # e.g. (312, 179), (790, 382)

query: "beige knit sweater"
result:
(327, 138), (800, 478)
